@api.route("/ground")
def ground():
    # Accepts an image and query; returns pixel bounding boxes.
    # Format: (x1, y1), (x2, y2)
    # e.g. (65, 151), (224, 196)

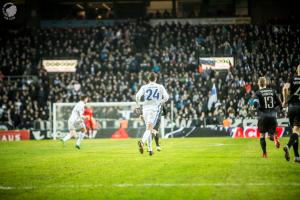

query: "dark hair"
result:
(143, 74), (149, 82)
(80, 95), (88, 101)
(148, 72), (157, 82)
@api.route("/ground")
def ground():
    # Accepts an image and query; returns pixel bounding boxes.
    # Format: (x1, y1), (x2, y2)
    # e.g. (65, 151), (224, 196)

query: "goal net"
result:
(52, 102), (166, 139)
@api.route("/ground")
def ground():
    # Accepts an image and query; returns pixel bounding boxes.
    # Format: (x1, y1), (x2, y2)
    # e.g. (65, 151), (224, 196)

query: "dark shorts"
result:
(257, 113), (277, 134)
(288, 104), (300, 127)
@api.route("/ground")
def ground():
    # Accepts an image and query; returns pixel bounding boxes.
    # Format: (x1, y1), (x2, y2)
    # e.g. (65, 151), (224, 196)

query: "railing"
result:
(3, 75), (38, 82)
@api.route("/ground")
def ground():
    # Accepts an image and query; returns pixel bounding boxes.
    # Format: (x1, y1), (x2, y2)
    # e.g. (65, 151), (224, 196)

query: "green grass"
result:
(0, 138), (299, 200)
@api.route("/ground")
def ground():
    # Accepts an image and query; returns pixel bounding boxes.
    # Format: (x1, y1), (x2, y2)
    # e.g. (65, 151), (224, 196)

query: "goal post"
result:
(52, 102), (166, 139)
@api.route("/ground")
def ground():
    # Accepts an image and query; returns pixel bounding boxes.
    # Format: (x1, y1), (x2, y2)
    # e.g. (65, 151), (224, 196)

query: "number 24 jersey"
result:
(136, 82), (169, 111)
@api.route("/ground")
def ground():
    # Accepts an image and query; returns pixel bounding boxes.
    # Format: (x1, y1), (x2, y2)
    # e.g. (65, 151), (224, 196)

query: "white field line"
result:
(1, 182), (300, 190)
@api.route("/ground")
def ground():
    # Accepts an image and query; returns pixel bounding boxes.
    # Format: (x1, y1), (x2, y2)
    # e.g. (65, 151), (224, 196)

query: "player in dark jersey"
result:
(282, 65), (300, 163)
(254, 77), (282, 158)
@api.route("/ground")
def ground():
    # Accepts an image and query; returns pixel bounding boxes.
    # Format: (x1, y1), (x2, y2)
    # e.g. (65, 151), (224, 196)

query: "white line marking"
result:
(1, 183), (299, 190)
(0, 186), (13, 190)
(206, 143), (225, 146)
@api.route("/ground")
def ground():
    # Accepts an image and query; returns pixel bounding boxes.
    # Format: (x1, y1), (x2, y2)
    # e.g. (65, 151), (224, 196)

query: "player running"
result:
(61, 95), (89, 149)
(282, 65), (300, 163)
(135, 72), (169, 156)
(254, 77), (282, 158)
(135, 76), (168, 151)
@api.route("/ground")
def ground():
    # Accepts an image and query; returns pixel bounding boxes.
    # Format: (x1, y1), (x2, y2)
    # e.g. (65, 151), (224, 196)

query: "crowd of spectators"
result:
(0, 20), (299, 129)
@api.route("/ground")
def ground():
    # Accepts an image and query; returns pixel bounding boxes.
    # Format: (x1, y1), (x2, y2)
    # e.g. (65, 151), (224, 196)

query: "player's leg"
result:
(258, 116), (267, 157)
(61, 120), (76, 144)
(292, 126), (300, 162)
(147, 124), (154, 156)
(86, 128), (91, 139)
(140, 110), (158, 155)
(142, 123), (154, 155)
(138, 111), (150, 154)
(89, 128), (93, 139)
(75, 122), (86, 149)
(153, 118), (161, 151)
(85, 122), (92, 139)
(154, 131), (161, 151)
(268, 116), (280, 148)
(260, 133), (267, 158)
(138, 124), (153, 154)
(62, 129), (75, 143)
(147, 110), (162, 155)
(291, 108), (300, 162)
(283, 106), (300, 161)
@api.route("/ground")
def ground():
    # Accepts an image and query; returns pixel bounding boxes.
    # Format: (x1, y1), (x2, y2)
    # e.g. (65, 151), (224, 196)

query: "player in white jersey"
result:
(135, 72), (169, 156)
(61, 95), (89, 149)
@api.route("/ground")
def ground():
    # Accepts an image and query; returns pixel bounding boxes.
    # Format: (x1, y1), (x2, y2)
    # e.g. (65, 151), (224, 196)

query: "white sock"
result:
(76, 132), (85, 146)
(148, 133), (153, 152)
(63, 133), (72, 142)
(142, 130), (151, 144)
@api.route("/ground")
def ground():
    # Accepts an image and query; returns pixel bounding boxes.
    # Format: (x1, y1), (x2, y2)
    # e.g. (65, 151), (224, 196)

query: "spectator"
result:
(0, 21), (299, 128)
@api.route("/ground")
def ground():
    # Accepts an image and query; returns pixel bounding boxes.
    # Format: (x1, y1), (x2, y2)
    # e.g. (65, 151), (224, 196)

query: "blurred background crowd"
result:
(1, 19), (299, 129)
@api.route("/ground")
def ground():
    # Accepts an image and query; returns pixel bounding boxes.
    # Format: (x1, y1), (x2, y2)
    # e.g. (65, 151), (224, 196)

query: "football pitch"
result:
(0, 138), (299, 200)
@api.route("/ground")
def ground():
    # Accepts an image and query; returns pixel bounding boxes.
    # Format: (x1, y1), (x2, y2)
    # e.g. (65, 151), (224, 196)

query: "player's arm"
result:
(282, 83), (290, 108)
(160, 85), (169, 104)
(135, 86), (144, 119)
(274, 90), (283, 109)
(135, 86), (144, 107)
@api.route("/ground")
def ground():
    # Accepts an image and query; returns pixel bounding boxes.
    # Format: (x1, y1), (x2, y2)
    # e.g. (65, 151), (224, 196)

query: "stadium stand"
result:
(0, 21), (299, 129)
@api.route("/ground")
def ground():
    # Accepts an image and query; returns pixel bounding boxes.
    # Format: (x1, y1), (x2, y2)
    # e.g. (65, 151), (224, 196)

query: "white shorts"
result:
(143, 109), (160, 126)
(68, 119), (86, 131)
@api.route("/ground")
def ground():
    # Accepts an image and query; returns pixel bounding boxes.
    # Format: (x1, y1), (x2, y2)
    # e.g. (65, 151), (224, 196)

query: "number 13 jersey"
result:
(255, 88), (281, 114)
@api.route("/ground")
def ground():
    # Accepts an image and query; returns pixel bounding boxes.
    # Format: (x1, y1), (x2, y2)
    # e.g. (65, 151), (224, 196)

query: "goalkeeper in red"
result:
(135, 72), (169, 156)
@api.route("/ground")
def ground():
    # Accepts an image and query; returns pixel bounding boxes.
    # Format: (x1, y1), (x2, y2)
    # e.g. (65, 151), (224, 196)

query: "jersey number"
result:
(146, 89), (160, 100)
(264, 96), (274, 108)
(294, 87), (300, 99)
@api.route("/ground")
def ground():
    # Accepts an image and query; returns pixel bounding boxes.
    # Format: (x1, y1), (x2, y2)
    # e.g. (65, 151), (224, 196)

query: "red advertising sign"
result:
(0, 130), (30, 141)
(232, 127), (284, 138)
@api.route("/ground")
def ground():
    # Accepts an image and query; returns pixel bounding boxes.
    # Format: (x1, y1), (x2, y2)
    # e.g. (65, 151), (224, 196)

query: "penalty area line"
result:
(1, 183), (300, 190)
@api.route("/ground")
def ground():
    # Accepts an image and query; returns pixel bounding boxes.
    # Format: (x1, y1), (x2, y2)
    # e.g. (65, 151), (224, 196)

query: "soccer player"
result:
(61, 95), (89, 149)
(135, 72), (169, 156)
(254, 77), (282, 158)
(135, 77), (167, 151)
(282, 65), (300, 163)
(83, 106), (94, 139)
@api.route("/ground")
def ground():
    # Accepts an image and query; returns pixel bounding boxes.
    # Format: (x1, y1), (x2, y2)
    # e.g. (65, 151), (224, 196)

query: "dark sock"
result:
(260, 138), (266, 154)
(292, 135), (299, 157)
(287, 133), (298, 148)
(155, 134), (159, 147)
